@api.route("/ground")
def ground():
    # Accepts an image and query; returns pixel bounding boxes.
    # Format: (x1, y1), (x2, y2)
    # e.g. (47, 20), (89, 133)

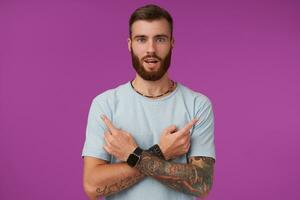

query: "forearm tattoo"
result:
(136, 151), (215, 197)
(95, 173), (144, 198)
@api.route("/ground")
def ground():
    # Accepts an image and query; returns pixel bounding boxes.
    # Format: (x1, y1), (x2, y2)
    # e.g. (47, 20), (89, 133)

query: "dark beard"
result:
(130, 47), (172, 81)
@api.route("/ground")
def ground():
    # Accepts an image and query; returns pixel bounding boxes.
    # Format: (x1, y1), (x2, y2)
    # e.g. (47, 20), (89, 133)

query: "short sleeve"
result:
(81, 98), (111, 161)
(188, 96), (216, 160)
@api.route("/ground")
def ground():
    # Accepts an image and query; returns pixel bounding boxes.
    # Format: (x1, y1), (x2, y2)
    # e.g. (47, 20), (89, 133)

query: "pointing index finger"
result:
(180, 118), (199, 134)
(101, 115), (117, 132)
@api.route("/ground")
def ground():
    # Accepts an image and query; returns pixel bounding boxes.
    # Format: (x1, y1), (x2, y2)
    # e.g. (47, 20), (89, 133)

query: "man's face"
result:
(128, 19), (174, 81)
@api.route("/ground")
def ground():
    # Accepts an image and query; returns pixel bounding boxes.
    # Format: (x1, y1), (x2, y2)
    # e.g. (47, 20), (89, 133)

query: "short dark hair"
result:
(129, 4), (173, 38)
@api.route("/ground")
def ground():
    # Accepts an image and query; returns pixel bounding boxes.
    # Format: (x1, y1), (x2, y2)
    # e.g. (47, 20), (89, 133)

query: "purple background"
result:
(1, 0), (300, 199)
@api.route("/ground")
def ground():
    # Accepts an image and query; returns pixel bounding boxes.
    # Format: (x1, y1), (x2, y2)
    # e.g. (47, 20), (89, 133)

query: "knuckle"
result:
(182, 144), (187, 150)
(104, 146), (111, 153)
(184, 146), (190, 152)
(163, 128), (169, 134)
(183, 142), (189, 148)
(125, 132), (131, 137)
(106, 141), (112, 148)
(107, 138), (112, 143)
(180, 139), (186, 145)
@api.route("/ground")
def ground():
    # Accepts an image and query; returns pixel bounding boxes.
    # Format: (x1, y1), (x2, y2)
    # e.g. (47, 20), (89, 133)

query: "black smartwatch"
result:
(147, 144), (165, 160)
(126, 147), (143, 167)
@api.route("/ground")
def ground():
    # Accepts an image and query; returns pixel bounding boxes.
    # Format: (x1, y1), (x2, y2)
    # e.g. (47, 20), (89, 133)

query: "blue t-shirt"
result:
(82, 81), (216, 200)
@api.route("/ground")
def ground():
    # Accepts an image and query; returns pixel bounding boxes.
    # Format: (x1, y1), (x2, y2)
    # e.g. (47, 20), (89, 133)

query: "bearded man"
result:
(82, 4), (216, 200)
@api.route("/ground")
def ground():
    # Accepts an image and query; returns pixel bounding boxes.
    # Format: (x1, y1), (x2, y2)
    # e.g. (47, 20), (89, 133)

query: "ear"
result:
(127, 38), (132, 52)
(171, 37), (175, 48)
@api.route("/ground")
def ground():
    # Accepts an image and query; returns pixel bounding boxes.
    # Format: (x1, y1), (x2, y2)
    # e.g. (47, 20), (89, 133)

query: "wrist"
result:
(126, 146), (143, 168)
(147, 144), (166, 160)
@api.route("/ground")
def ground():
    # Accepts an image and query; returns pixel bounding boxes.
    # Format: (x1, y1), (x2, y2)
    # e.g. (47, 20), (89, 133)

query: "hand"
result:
(158, 119), (199, 160)
(101, 115), (138, 162)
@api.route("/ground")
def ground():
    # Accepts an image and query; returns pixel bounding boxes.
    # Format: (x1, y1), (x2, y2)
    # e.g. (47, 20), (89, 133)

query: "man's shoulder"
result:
(178, 83), (212, 106)
(92, 81), (129, 103)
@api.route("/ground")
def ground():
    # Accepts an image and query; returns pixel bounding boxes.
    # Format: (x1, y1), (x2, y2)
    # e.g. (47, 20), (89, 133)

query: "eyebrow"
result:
(133, 34), (170, 39)
(154, 34), (169, 39)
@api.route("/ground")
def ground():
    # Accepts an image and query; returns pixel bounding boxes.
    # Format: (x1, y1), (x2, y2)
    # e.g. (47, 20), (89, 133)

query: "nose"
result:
(146, 39), (156, 54)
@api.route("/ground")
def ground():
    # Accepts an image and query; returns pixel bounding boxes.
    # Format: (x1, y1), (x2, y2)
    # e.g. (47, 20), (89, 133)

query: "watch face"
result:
(127, 154), (139, 167)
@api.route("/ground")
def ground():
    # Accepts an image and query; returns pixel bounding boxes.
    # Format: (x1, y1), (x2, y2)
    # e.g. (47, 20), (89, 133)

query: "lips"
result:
(144, 59), (159, 64)
(143, 59), (159, 70)
(143, 56), (160, 63)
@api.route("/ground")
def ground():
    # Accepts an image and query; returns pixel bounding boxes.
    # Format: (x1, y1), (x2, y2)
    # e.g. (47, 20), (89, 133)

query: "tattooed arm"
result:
(83, 156), (144, 200)
(82, 147), (165, 200)
(94, 116), (214, 198)
(136, 151), (215, 198)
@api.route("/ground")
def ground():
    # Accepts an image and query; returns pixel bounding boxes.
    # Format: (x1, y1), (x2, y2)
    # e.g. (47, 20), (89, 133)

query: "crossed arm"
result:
(84, 155), (214, 200)
(83, 116), (215, 199)
(83, 158), (144, 199)
(136, 152), (214, 198)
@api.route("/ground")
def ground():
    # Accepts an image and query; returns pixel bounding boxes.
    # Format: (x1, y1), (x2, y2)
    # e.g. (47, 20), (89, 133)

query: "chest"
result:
(112, 97), (193, 149)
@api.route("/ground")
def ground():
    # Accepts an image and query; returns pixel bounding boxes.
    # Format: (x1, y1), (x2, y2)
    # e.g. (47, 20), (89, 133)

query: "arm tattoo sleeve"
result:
(135, 151), (215, 198)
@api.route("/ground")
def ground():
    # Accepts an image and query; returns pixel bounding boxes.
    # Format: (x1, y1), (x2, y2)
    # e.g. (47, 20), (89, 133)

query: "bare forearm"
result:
(85, 163), (145, 199)
(135, 151), (214, 198)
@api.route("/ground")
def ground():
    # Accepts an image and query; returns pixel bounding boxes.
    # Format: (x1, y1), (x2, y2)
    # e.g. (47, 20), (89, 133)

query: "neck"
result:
(132, 74), (174, 97)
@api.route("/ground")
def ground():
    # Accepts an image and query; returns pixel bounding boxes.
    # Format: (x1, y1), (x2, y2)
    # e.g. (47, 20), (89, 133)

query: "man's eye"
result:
(137, 38), (146, 42)
(156, 38), (166, 43)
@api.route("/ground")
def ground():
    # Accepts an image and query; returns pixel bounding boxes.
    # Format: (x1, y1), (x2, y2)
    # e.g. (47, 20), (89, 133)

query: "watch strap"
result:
(133, 146), (143, 156)
(147, 144), (165, 160)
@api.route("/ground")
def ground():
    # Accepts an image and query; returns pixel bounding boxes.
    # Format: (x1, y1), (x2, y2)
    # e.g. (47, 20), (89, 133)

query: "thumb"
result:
(164, 125), (177, 134)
